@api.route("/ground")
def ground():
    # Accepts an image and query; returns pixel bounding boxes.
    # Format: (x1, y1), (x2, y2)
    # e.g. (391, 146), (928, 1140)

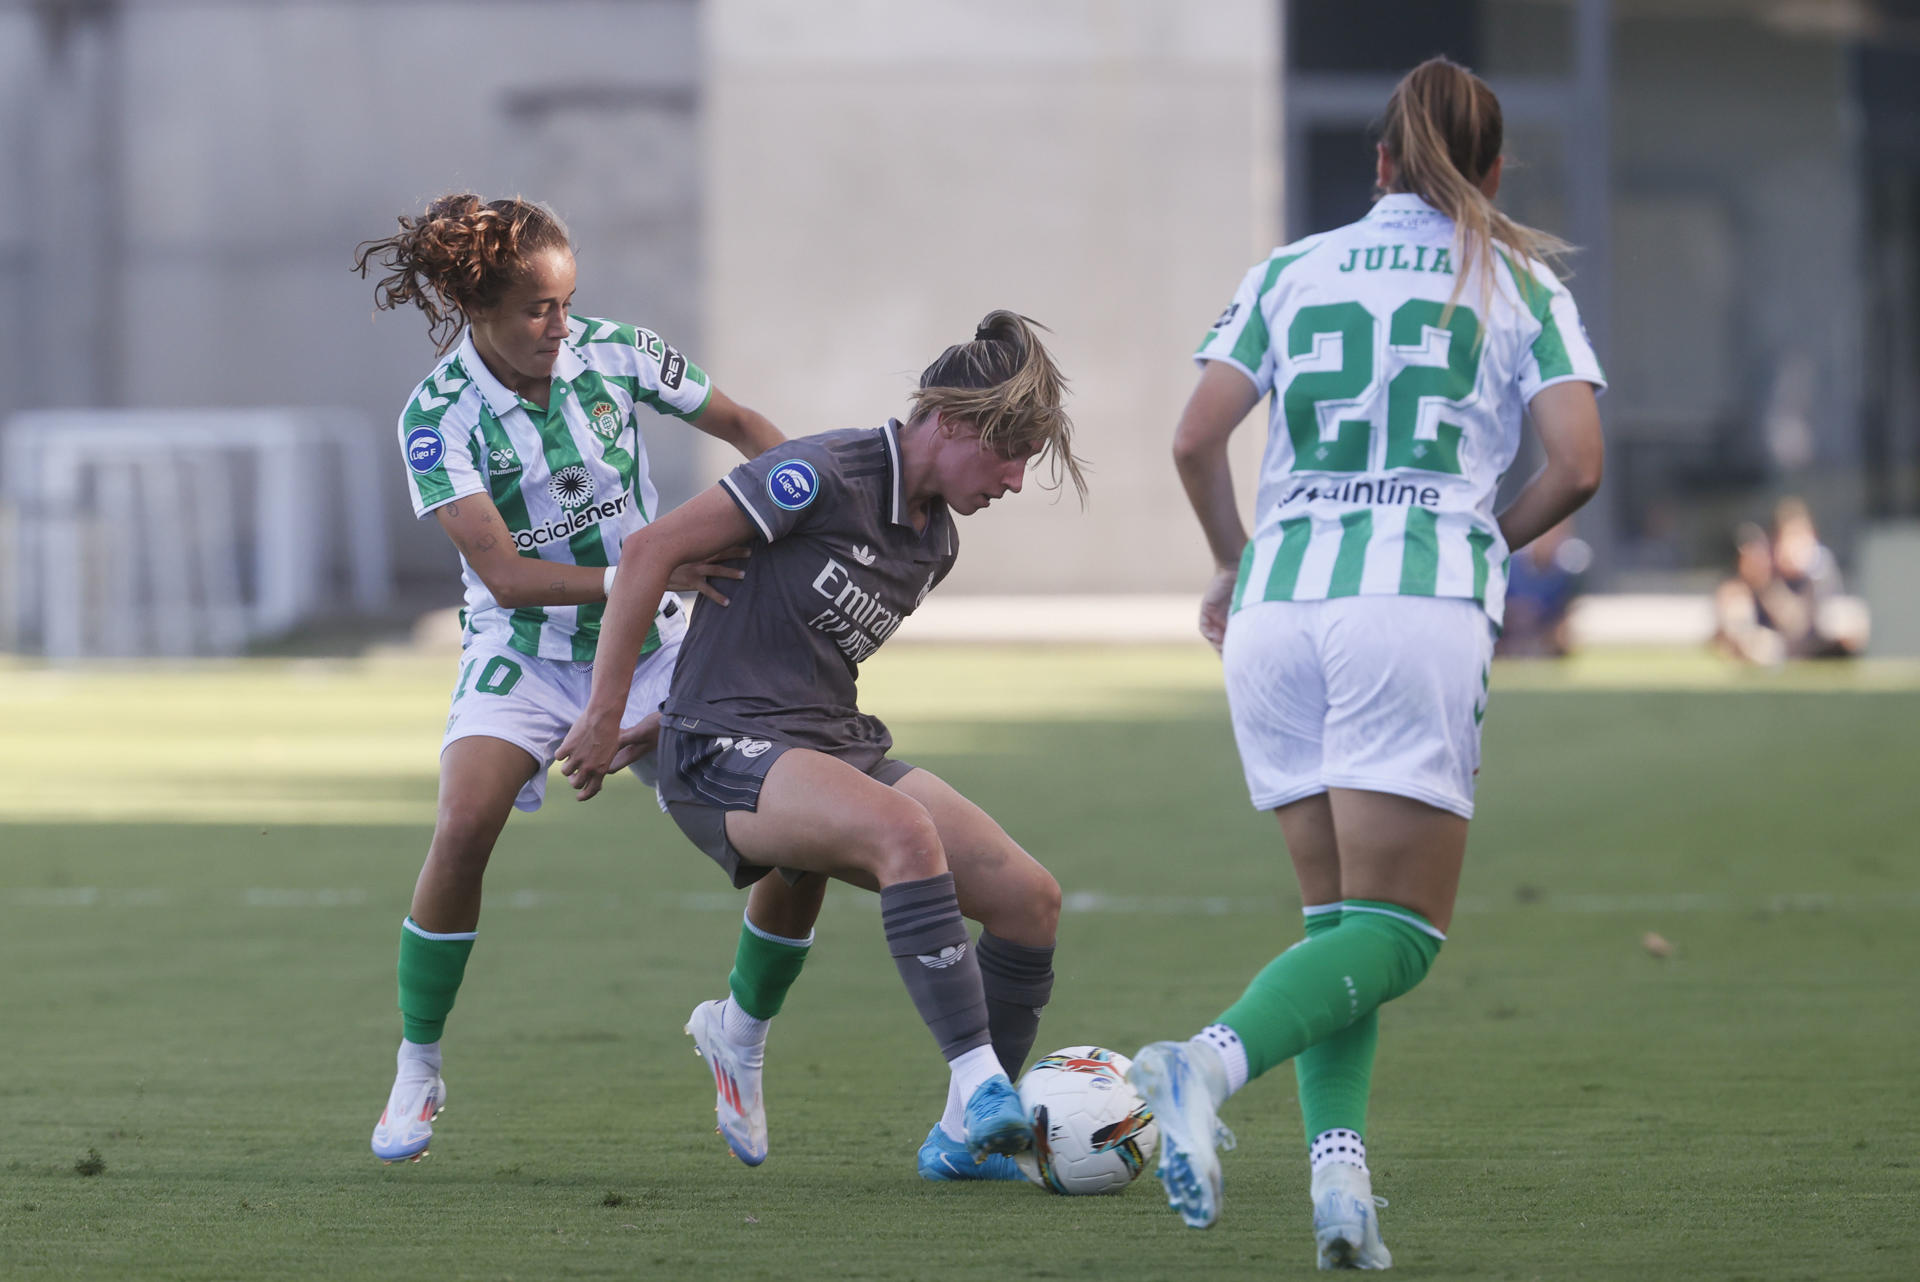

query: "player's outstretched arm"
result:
(1498, 380), (1604, 554)
(1172, 361), (1263, 651)
(556, 485), (756, 799)
(690, 387), (785, 460)
(435, 493), (609, 607)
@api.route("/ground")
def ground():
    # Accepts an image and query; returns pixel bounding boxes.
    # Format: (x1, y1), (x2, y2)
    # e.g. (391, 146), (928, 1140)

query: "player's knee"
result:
(427, 815), (498, 881)
(1026, 865), (1062, 938)
(865, 799), (946, 885)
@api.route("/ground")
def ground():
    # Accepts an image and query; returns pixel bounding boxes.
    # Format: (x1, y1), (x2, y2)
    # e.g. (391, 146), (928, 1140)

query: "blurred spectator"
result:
(1712, 500), (1860, 664)
(1497, 520), (1592, 657)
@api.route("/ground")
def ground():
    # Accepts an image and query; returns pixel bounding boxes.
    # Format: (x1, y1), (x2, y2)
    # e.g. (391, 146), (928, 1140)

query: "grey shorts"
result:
(656, 716), (915, 888)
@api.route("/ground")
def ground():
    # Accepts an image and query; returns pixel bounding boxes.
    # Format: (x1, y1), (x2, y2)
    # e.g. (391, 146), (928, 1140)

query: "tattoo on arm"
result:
(475, 533), (498, 552)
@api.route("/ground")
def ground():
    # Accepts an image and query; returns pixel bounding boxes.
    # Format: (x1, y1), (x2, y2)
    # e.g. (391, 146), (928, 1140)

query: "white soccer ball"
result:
(1012, 1045), (1158, 1195)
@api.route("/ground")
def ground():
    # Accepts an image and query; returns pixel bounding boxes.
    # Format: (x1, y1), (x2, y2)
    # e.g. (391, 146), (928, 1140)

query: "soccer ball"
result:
(1012, 1045), (1158, 1195)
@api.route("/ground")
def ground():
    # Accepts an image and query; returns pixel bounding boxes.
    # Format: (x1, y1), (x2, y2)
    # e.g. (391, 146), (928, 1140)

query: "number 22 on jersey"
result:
(1283, 300), (1480, 476)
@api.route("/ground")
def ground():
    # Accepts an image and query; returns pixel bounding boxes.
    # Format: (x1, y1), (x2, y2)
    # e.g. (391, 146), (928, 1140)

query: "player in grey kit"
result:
(558, 311), (1086, 1177)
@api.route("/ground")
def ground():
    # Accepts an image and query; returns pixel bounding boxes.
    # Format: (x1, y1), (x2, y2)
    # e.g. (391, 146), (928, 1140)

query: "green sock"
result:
(396, 918), (476, 1044)
(1292, 904), (1380, 1140)
(728, 915), (811, 1020)
(1218, 899), (1443, 1082)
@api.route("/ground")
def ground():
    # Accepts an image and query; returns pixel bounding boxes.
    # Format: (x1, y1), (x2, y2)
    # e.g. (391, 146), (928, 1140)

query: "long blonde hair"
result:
(910, 310), (1087, 501)
(1379, 57), (1570, 314)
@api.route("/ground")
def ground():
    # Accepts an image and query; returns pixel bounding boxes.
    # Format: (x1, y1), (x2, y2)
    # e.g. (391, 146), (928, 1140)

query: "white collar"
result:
(1367, 193), (1446, 219)
(455, 326), (585, 417)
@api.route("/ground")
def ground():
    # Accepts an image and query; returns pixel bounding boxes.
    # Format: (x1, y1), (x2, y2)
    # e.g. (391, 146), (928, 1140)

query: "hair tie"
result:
(974, 324), (995, 342)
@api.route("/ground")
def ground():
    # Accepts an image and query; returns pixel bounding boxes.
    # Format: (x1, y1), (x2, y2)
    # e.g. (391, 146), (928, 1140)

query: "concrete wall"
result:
(3, 0), (705, 596)
(702, 0), (1280, 594)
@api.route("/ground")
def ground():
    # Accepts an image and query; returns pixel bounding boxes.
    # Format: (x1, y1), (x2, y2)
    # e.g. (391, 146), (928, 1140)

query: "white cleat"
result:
(1127, 1041), (1235, 1229)
(1313, 1162), (1393, 1270)
(371, 1069), (445, 1164)
(684, 999), (768, 1166)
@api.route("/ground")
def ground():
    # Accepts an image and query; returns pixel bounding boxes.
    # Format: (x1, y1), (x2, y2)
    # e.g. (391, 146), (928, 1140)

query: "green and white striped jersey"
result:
(1198, 194), (1605, 627)
(398, 315), (712, 661)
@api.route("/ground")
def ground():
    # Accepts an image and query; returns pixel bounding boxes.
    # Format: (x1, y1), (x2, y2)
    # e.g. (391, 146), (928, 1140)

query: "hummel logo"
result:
(850, 544), (876, 566)
(917, 944), (967, 969)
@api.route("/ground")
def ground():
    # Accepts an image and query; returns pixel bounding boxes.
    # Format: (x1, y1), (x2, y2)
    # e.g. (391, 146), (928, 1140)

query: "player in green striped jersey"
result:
(353, 194), (783, 1164)
(1128, 59), (1606, 1266)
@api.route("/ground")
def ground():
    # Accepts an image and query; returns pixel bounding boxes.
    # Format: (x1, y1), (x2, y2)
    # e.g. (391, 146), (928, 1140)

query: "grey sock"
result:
(880, 873), (990, 1060)
(976, 931), (1055, 1079)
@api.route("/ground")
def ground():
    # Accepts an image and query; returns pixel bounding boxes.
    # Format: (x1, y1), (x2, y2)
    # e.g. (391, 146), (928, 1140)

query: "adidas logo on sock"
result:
(917, 944), (967, 969)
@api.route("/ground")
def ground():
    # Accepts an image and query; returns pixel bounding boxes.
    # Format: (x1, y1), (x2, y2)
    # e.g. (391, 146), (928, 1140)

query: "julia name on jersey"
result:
(807, 557), (904, 663)
(1336, 244), (1457, 275)
(1280, 476), (1444, 508)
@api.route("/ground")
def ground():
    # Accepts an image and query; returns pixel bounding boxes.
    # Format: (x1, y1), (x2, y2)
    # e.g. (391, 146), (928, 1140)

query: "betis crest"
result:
(588, 401), (621, 440)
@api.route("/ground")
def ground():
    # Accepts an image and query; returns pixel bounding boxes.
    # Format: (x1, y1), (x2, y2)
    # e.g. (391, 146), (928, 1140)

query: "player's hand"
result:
(556, 708), (622, 801)
(606, 711), (663, 774)
(666, 546), (752, 606)
(1197, 566), (1237, 653)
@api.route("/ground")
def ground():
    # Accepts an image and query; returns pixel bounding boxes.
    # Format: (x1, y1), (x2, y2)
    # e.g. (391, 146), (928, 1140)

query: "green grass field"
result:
(2, 646), (1917, 1280)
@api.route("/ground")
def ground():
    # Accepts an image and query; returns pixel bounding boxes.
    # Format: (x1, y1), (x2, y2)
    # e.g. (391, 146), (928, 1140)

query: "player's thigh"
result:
(890, 768), (1059, 944)
(723, 747), (942, 885)
(1326, 787), (1468, 933)
(1222, 601), (1332, 811)
(432, 734), (540, 857)
(1274, 793), (1341, 908)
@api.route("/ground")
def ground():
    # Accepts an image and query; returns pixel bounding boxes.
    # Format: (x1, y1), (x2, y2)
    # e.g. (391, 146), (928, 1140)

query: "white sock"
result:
(397, 1039), (441, 1077)
(1310, 1128), (1368, 1174)
(720, 995), (769, 1047)
(938, 1043), (1005, 1141)
(1192, 1024), (1249, 1100)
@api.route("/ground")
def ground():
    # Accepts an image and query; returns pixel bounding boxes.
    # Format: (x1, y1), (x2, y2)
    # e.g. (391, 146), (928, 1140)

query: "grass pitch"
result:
(2, 646), (1917, 1280)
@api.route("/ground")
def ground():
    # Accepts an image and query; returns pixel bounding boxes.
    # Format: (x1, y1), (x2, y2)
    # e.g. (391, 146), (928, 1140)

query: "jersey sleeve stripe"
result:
(720, 473), (774, 541)
(1498, 250), (1577, 381)
(1225, 251), (1299, 372)
(676, 376), (714, 422)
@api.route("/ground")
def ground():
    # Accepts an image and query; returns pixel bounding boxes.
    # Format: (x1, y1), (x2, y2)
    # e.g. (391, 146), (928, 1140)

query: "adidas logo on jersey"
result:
(850, 545), (876, 566)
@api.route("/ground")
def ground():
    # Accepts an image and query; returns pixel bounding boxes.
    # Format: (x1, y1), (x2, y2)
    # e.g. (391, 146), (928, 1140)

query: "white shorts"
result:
(441, 621), (685, 812)
(1221, 595), (1495, 820)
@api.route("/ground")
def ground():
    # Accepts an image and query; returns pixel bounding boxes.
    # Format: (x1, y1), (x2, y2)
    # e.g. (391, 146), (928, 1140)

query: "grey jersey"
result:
(663, 420), (958, 753)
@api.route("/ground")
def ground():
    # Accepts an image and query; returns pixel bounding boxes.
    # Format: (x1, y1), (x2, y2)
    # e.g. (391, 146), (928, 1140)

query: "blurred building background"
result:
(2, 0), (1917, 649)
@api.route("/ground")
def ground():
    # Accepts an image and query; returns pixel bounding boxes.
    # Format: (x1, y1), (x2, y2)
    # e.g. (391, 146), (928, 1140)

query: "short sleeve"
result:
(1193, 260), (1280, 396)
(397, 384), (485, 519)
(573, 317), (714, 421)
(718, 436), (839, 543)
(1504, 256), (1608, 403)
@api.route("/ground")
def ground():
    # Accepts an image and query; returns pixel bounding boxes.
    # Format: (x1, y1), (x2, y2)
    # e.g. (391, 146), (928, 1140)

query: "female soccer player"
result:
(557, 310), (1085, 1175)
(354, 194), (783, 1163)
(1128, 58), (1606, 1267)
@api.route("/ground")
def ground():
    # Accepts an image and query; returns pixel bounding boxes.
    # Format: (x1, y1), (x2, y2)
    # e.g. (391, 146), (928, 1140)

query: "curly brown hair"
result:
(910, 310), (1087, 502)
(353, 194), (572, 354)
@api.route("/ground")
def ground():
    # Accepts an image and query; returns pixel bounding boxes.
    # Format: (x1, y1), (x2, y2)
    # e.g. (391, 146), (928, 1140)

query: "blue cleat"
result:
(961, 1074), (1033, 1161)
(917, 1123), (1028, 1181)
(1127, 1041), (1236, 1228)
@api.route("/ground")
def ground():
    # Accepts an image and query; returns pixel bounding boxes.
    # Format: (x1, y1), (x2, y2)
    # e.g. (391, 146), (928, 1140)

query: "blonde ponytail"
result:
(1379, 58), (1571, 318)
